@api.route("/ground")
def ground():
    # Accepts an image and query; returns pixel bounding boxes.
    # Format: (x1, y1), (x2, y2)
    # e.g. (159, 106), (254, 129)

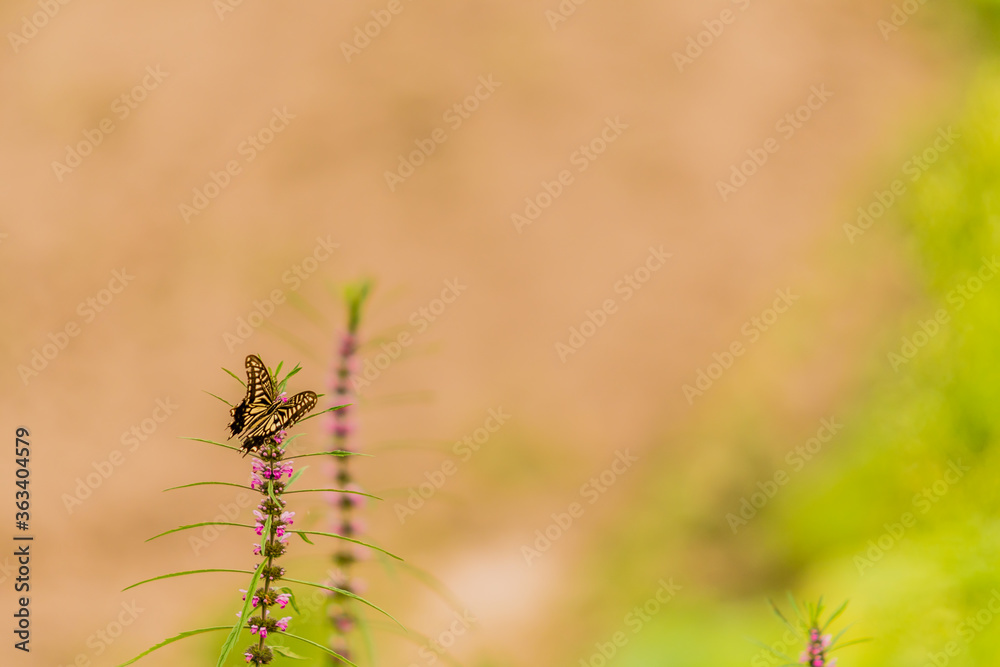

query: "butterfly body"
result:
(229, 354), (317, 455)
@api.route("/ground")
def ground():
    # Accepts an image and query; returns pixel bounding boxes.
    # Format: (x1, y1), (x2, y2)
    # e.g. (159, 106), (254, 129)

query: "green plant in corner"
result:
(116, 354), (403, 666)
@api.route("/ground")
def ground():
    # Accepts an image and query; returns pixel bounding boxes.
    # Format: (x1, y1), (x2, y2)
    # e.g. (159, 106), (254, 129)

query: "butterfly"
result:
(228, 354), (317, 455)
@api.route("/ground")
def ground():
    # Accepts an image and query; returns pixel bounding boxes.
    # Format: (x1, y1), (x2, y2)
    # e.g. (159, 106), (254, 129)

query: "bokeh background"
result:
(4, 1), (1000, 665)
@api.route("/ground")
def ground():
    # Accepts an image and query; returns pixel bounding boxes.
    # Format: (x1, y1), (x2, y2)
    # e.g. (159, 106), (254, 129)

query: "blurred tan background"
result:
(0, 1), (983, 666)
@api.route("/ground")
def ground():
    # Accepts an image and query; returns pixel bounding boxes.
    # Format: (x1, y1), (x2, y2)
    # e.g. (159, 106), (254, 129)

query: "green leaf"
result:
(281, 576), (404, 628)
(296, 532), (315, 545)
(180, 436), (241, 453)
(146, 522), (252, 542)
(271, 644), (307, 659)
(768, 598), (800, 638)
(217, 549), (268, 667)
(285, 465), (308, 491)
(116, 626), (231, 666)
(203, 390), (233, 407)
(822, 599), (850, 631)
(283, 488), (382, 501)
(164, 481), (252, 493)
(298, 405), (349, 423)
(829, 637), (873, 651)
(283, 632), (358, 666)
(290, 530), (400, 559)
(122, 568), (253, 592)
(267, 480), (281, 507)
(293, 450), (372, 459)
(223, 366), (246, 387)
(786, 593), (804, 625)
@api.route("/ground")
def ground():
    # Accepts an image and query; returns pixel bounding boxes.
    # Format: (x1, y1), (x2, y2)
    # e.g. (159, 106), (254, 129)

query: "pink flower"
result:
(275, 593), (291, 609)
(276, 616), (291, 632)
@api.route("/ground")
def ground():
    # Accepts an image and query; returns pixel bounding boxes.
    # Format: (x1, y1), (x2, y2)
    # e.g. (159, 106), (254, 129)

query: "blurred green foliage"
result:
(576, 56), (1000, 667)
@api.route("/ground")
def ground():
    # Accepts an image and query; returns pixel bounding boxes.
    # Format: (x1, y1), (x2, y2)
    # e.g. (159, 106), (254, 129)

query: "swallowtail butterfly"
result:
(228, 354), (317, 455)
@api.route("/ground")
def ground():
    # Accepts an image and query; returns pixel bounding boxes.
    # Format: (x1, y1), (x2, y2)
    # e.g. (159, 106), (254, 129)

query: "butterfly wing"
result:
(229, 354), (277, 438)
(238, 390), (318, 454)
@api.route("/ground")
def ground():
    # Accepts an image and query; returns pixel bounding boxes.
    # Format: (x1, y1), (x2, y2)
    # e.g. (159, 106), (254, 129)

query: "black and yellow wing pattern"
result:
(228, 354), (317, 454)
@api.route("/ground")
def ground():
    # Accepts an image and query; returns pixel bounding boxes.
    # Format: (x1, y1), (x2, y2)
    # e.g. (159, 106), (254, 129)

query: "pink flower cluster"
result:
(799, 629), (836, 667)
(250, 458), (294, 490)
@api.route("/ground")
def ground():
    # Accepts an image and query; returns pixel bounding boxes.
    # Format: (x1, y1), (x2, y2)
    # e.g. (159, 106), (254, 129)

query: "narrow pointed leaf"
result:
(217, 540), (268, 666)
(223, 367), (246, 386)
(298, 405), (349, 423)
(283, 632), (358, 666)
(181, 436), (241, 453)
(285, 465), (308, 491)
(146, 522), (252, 542)
(822, 599), (850, 631)
(116, 626), (231, 666)
(164, 481), (252, 493)
(280, 576), (403, 628)
(291, 530), (399, 559)
(283, 488), (381, 501)
(204, 390), (233, 407)
(829, 637), (872, 652)
(271, 645), (307, 659)
(293, 450), (372, 459)
(123, 568), (253, 592)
